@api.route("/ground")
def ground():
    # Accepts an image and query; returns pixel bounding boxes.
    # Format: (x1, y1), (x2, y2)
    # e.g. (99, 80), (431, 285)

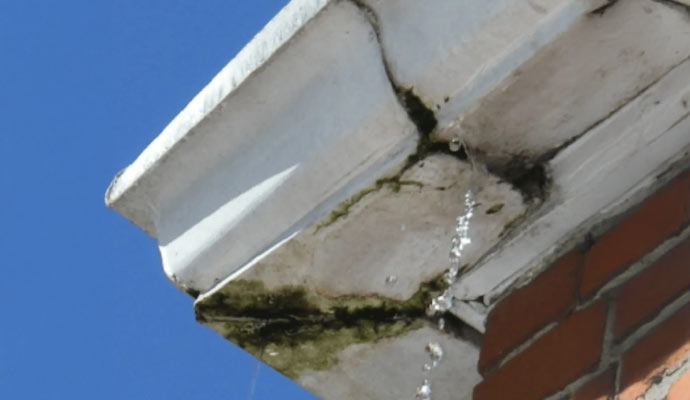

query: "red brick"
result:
(619, 302), (690, 400)
(580, 170), (690, 296)
(474, 302), (606, 400)
(614, 237), (690, 339)
(479, 250), (582, 374)
(667, 368), (690, 400)
(571, 367), (616, 400)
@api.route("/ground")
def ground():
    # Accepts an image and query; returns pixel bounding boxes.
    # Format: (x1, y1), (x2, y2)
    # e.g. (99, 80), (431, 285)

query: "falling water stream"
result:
(414, 136), (478, 400)
(246, 359), (261, 400)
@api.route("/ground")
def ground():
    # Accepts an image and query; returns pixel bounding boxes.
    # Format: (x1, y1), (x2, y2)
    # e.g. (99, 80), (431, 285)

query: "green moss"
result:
(195, 276), (446, 379)
(312, 101), (472, 232)
(486, 203), (504, 215)
(397, 87), (437, 136)
(500, 211), (527, 237)
(314, 178), (425, 231)
(314, 186), (380, 232)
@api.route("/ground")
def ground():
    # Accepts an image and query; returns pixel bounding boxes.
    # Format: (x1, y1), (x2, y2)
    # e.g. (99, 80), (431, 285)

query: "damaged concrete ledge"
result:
(106, 0), (690, 399)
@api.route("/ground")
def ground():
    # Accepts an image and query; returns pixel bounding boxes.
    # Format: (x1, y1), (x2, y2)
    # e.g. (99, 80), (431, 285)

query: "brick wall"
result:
(473, 168), (690, 400)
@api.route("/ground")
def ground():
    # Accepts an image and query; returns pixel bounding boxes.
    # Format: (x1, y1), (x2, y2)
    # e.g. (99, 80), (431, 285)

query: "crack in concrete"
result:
(349, 0), (438, 137)
(313, 177), (424, 231)
(590, 0), (619, 15)
(195, 277), (479, 378)
(349, 0), (553, 206)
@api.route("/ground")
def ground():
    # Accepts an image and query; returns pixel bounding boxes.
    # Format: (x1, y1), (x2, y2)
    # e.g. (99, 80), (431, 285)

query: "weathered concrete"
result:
(298, 327), (480, 400)
(357, 0), (605, 122)
(218, 154), (525, 301)
(194, 154), (523, 398)
(439, 0), (690, 167)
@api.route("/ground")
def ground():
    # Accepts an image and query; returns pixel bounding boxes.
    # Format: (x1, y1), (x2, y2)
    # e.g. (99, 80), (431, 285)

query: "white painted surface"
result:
(363, 0), (690, 166)
(453, 56), (690, 308)
(109, 1), (419, 292)
(361, 0), (602, 110)
(106, 0), (690, 298)
(106, 0), (331, 236)
(451, 300), (487, 334)
(440, 0), (690, 165)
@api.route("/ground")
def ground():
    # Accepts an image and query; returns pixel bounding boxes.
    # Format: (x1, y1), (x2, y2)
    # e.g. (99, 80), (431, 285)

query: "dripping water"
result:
(413, 134), (479, 399)
(448, 136), (462, 152)
(385, 275), (398, 286)
(246, 359), (261, 400)
(415, 379), (432, 400)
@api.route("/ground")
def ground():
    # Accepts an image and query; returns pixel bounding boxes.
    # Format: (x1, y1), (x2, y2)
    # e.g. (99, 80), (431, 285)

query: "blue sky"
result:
(0, 1), (318, 398)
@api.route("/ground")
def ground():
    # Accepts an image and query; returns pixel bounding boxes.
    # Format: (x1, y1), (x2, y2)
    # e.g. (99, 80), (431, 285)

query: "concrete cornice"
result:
(107, 0), (690, 398)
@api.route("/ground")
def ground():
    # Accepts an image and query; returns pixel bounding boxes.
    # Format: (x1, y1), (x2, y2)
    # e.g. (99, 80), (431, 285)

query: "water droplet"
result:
(450, 237), (471, 259)
(415, 379), (432, 400)
(415, 188), (475, 397)
(449, 136), (462, 152)
(455, 220), (470, 236)
(449, 256), (460, 269)
(385, 275), (398, 285)
(426, 342), (443, 365)
(427, 290), (454, 316)
(444, 265), (459, 285)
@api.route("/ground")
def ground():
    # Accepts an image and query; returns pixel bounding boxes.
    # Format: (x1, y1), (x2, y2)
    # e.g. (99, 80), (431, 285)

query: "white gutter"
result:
(106, 0), (330, 236)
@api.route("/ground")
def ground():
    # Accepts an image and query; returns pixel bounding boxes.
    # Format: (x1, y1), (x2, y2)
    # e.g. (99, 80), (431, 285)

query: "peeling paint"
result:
(635, 358), (690, 400)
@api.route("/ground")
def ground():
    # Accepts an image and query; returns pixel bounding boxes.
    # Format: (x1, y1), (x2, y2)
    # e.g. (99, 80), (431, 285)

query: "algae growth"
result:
(314, 177), (424, 231)
(313, 128), (469, 232)
(195, 277), (447, 379)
